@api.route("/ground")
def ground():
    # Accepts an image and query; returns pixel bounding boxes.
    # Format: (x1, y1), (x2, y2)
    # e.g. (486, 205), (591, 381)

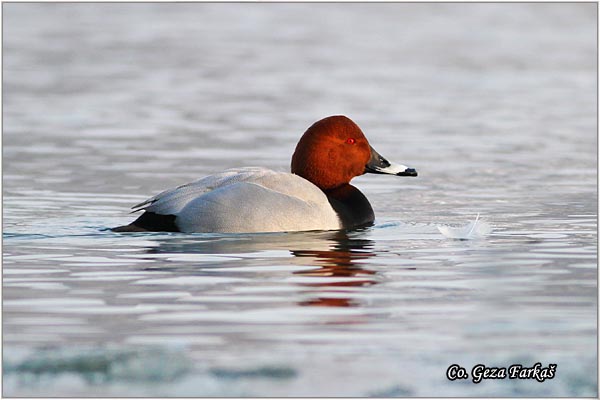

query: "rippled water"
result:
(3, 3), (597, 397)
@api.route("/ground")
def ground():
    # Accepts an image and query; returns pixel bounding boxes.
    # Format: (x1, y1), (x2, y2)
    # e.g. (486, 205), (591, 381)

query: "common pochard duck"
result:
(113, 115), (417, 233)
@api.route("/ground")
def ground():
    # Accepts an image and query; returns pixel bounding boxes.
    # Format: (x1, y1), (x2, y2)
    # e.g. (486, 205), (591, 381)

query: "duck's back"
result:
(123, 167), (341, 233)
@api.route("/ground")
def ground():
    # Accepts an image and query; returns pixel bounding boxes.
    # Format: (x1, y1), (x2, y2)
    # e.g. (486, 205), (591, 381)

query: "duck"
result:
(112, 115), (417, 233)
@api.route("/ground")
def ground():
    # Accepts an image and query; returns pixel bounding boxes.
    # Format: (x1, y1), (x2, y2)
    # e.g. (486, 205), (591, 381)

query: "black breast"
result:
(325, 184), (375, 229)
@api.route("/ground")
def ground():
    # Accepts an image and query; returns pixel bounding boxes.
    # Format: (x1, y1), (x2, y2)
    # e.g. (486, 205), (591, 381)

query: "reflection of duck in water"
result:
(140, 229), (377, 308)
(292, 230), (378, 308)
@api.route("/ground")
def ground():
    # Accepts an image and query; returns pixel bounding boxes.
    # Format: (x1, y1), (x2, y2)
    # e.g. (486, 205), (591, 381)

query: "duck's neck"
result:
(325, 184), (374, 229)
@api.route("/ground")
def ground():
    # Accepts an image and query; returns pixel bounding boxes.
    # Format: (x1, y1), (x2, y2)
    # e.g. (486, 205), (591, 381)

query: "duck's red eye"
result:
(346, 138), (356, 145)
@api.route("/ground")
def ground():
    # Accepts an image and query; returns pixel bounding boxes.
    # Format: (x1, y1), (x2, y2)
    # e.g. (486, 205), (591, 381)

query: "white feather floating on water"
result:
(437, 213), (492, 240)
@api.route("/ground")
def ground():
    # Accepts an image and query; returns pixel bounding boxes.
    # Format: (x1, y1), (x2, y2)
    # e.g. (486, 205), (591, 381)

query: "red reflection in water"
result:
(291, 231), (377, 308)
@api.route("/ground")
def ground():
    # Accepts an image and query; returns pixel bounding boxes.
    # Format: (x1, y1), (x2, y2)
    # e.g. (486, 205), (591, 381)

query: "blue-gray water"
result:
(3, 3), (597, 397)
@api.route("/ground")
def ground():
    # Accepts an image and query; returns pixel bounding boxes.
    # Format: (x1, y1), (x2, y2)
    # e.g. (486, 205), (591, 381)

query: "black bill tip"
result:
(396, 168), (418, 177)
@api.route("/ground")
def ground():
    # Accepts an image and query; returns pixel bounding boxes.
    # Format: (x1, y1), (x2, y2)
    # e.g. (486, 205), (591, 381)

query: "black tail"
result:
(112, 212), (180, 233)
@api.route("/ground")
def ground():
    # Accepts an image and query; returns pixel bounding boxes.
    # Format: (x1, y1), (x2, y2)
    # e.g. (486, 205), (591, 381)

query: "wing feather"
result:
(131, 167), (290, 215)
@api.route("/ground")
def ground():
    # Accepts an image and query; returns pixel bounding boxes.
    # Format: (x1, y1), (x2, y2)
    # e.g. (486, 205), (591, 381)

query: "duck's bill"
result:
(365, 146), (418, 177)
